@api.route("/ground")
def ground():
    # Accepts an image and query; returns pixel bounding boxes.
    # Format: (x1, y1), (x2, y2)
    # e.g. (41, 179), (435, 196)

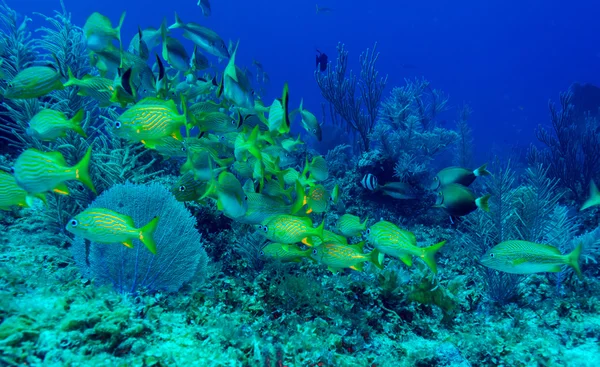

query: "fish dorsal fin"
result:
(350, 241), (365, 252)
(44, 151), (67, 166)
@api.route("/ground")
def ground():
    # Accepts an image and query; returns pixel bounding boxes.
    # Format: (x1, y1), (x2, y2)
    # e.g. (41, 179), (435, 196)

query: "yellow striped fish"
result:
(27, 109), (86, 141)
(113, 97), (188, 148)
(0, 171), (45, 210)
(193, 111), (243, 133)
(171, 171), (208, 202)
(260, 242), (312, 263)
(188, 101), (224, 117)
(83, 12), (125, 52)
(4, 65), (64, 99)
(336, 214), (368, 237)
(365, 221), (446, 273)
(305, 229), (348, 247)
(305, 184), (328, 214)
(259, 214), (324, 244)
(310, 241), (383, 273)
(308, 156), (328, 181)
(481, 240), (582, 278)
(66, 208), (159, 255)
(236, 192), (292, 225)
(13, 147), (96, 204)
(63, 68), (114, 107)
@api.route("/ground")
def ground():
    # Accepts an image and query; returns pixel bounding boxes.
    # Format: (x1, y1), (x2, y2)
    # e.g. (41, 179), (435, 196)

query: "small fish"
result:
(27, 109), (86, 141)
(189, 100), (224, 116)
(297, 99), (322, 141)
(151, 136), (187, 159)
(430, 164), (490, 190)
(308, 156), (328, 181)
(311, 242), (383, 273)
(13, 147), (96, 204)
(4, 65), (64, 99)
(366, 221), (446, 273)
(203, 171), (248, 219)
(260, 242), (311, 263)
(128, 24), (165, 53)
(63, 68), (114, 107)
(198, 0), (212, 16)
(169, 13), (229, 59)
(66, 208), (159, 255)
(434, 183), (490, 217)
(223, 42), (256, 110)
(580, 180), (600, 211)
(0, 171), (45, 210)
(316, 49), (328, 72)
(83, 12), (126, 52)
(190, 46), (210, 71)
(361, 173), (378, 191)
(237, 192), (293, 225)
(113, 97), (188, 147)
(480, 240), (582, 278)
(171, 171), (208, 202)
(306, 229), (348, 247)
(131, 26), (149, 60)
(162, 35), (190, 72)
(305, 184), (328, 214)
(280, 134), (303, 152)
(181, 144), (229, 181)
(258, 214), (324, 245)
(329, 184), (340, 205)
(336, 214), (368, 238)
(315, 5), (334, 14)
(194, 111), (243, 133)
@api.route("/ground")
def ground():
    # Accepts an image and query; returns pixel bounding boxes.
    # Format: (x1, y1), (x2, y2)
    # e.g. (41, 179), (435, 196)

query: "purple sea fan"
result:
(70, 181), (208, 294)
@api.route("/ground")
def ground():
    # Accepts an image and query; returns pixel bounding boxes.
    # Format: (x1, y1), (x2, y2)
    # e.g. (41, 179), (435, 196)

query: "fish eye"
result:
(181, 147), (186, 152)
(179, 185), (186, 192)
(490, 253), (495, 258)
(262, 225), (268, 233)
(312, 249), (318, 255)
(251, 89), (255, 96)
(231, 119), (236, 125)
(10, 167), (15, 174)
(312, 128), (317, 133)
(366, 228), (371, 235)
(70, 219), (78, 227)
(260, 250), (264, 256)
(115, 121), (122, 129)
(244, 195), (248, 201)
(438, 191), (443, 196)
(7, 83), (12, 88)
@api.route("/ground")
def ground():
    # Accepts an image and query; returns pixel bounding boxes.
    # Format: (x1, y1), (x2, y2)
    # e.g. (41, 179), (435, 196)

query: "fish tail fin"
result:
(580, 180), (600, 211)
(171, 11), (184, 30)
(139, 216), (159, 255)
(281, 83), (290, 133)
(74, 146), (96, 194)
(567, 242), (583, 279)
(116, 12), (126, 52)
(369, 248), (385, 270)
(291, 181), (306, 214)
(64, 67), (77, 87)
(474, 163), (490, 177)
(361, 216), (369, 230)
(314, 219), (325, 239)
(476, 194), (491, 212)
(246, 125), (262, 161)
(422, 240), (447, 274)
(70, 109), (87, 138)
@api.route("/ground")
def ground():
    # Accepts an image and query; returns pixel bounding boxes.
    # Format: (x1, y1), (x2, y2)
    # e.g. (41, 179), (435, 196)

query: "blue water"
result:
(13, 0), (600, 158)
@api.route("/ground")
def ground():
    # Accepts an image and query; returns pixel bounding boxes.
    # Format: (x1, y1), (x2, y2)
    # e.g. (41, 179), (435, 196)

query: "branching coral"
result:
(0, 0), (37, 80)
(453, 104), (473, 168)
(315, 42), (387, 151)
(529, 91), (600, 200)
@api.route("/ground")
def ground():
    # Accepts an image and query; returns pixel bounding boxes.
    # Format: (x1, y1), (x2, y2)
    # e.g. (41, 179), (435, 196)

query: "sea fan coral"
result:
(70, 182), (208, 293)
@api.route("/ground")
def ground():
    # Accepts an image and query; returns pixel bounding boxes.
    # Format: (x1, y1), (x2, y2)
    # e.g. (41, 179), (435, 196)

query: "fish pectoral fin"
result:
(53, 182), (70, 195)
(122, 239), (134, 248)
(511, 258), (528, 266)
(327, 266), (340, 274)
(548, 265), (562, 273)
(350, 263), (364, 272)
(398, 254), (413, 267)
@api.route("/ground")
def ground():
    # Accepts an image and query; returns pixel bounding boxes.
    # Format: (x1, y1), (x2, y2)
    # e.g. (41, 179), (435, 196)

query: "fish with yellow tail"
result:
(66, 208), (159, 255)
(480, 240), (582, 278)
(260, 243), (312, 263)
(0, 171), (46, 210)
(63, 67), (115, 107)
(12, 147), (96, 205)
(258, 214), (324, 245)
(336, 214), (368, 237)
(202, 171), (248, 219)
(310, 241), (384, 274)
(434, 183), (490, 217)
(365, 221), (446, 273)
(113, 97), (189, 148)
(304, 229), (348, 247)
(430, 164), (490, 190)
(27, 109), (86, 141)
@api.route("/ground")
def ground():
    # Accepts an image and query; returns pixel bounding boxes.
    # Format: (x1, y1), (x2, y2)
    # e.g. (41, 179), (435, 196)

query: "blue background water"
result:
(13, 0), (600, 158)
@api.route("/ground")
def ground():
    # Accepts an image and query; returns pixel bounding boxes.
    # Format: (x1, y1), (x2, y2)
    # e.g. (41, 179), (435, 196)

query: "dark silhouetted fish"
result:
(316, 50), (328, 72)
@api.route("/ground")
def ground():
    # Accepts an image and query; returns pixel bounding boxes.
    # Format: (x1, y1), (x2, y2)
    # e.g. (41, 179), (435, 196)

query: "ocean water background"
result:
(11, 0), (600, 158)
